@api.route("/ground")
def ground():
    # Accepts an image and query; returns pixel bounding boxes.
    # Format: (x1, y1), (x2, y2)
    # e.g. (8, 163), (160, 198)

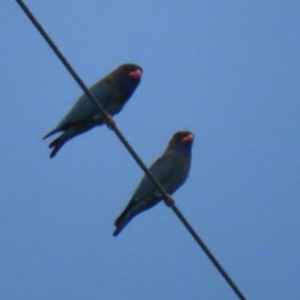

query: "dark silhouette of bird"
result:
(113, 131), (194, 236)
(43, 63), (143, 158)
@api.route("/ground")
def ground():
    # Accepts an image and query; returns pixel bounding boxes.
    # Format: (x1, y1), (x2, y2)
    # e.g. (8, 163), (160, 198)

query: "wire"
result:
(15, 1), (247, 299)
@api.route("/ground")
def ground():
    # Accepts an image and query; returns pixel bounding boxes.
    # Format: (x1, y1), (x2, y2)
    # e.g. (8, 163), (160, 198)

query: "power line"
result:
(14, 1), (247, 299)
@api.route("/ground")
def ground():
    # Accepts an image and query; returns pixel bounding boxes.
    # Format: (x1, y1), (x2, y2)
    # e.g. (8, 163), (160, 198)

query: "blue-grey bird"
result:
(43, 63), (143, 158)
(113, 131), (194, 236)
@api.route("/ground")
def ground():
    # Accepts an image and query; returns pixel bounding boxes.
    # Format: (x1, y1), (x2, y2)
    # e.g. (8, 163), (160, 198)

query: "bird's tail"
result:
(113, 199), (148, 236)
(48, 130), (75, 158)
(43, 127), (65, 158)
(43, 128), (61, 140)
(113, 224), (126, 237)
(48, 134), (66, 158)
(113, 206), (133, 236)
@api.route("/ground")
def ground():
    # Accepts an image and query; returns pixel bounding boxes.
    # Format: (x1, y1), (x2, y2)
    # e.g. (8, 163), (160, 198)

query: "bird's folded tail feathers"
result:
(114, 203), (133, 228)
(113, 200), (140, 236)
(48, 135), (65, 158)
(113, 215), (133, 236)
(113, 198), (152, 236)
(48, 129), (75, 158)
(46, 126), (79, 158)
(113, 224), (125, 237)
(43, 128), (61, 140)
(113, 213), (130, 236)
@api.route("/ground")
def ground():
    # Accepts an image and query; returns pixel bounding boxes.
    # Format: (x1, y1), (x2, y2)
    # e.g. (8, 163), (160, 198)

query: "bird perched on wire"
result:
(113, 131), (194, 236)
(43, 63), (143, 158)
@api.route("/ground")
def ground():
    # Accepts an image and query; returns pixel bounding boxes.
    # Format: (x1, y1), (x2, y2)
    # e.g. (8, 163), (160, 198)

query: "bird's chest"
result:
(174, 157), (190, 181)
(163, 156), (190, 193)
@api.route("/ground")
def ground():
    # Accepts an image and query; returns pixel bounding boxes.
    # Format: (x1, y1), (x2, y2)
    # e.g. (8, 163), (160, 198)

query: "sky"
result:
(1, 1), (299, 299)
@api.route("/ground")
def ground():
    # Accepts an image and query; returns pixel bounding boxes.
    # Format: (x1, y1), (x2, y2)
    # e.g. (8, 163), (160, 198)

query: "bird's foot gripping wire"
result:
(156, 193), (175, 207)
(106, 115), (116, 129)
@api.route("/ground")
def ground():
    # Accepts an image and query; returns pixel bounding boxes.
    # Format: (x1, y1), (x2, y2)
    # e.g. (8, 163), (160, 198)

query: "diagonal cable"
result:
(15, 1), (247, 299)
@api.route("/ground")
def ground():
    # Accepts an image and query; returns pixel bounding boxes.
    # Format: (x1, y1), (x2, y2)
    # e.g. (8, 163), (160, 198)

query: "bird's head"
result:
(168, 131), (194, 153)
(115, 63), (143, 94)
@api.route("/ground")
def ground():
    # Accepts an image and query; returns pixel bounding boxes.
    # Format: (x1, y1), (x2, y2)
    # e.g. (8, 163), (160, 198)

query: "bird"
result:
(43, 63), (143, 158)
(113, 131), (194, 236)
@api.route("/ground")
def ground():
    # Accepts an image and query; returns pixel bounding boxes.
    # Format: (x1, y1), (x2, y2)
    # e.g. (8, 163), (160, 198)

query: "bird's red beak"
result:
(129, 69), (143, 79)
(182, 134), (194, 143)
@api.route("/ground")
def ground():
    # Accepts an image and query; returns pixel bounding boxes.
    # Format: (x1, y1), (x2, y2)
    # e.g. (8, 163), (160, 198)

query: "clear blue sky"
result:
(1, 1), (299, 299)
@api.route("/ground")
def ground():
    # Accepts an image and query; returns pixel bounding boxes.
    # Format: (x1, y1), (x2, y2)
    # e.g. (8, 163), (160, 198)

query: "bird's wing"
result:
(56, 82), (113, 129)
(130, 154), (176, 204)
